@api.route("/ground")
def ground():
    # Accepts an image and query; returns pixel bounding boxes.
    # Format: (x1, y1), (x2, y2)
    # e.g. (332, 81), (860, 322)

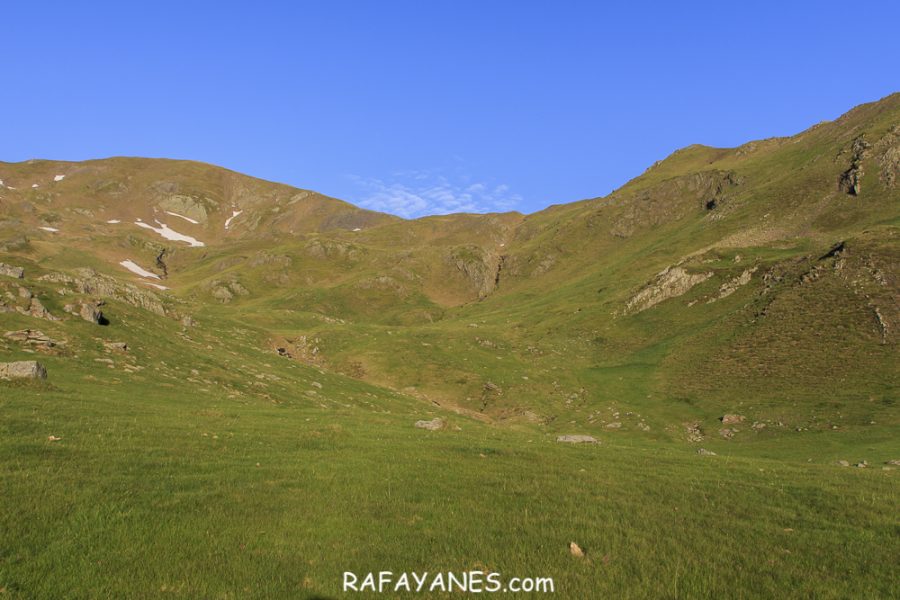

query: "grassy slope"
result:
(1, 94), (898, 598)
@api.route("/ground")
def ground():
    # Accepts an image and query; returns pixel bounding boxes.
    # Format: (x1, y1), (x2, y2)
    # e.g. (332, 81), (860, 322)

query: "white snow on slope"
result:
(134, 220), (205, 247)
(107, 219), (121, 224)
(165, 211), (200, 224)
(54, 174), (65, 182)
(143, 282), (169, 290)
(224, 210), (242, 229)
(39, 226), (59, 232)
(119, 259), (160, 279)
(32, 184), (39, 188)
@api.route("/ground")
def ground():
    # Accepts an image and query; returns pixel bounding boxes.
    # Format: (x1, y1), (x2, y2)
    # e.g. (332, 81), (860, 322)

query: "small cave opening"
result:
(705, 199), (717, 210)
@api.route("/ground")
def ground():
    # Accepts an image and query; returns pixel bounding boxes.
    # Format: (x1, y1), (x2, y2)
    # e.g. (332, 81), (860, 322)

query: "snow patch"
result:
(352, 228), (362, 232)
(224, 210), (243, 229)
(32, 184), (39, 188)
(165, 211), (200, 224)
(134, 221), (205, 247)
(143, 282), (169, 290)
(106, 219), (121, 224)
(119, 259), (160, 279)
(39, 226), (59, 232)
(54, 174), (65, 182)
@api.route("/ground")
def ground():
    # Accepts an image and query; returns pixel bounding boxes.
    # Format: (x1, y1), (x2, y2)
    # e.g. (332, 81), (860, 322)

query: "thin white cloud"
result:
(350, 172), (523, 219)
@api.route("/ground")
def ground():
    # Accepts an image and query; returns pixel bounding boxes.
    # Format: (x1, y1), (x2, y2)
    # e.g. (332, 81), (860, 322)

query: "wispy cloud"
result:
(349, 170), (523, 219)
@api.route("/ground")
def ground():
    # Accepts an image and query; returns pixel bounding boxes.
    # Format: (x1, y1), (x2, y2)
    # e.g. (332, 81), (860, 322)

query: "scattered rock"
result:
(415, 418), (446, 431)
(180, 315), (196, 328)
(684, 422), (704, 443)
(837, 460), (850, 467)
(697, 448), (717, 456)
(718, 428), (736, 440)
(0, 263), (24, 279)
(637, 422), (651, 432)
(855, 461), (868, 468)
(0, 360), (48, 380)
(47, 435), (61, 442)
(103, 341), (128, 352)
(556, 435), (599, 444)
(569, 542), (585, 558)
(720, 414), (745, 425)
(887, 459), (900, 466)
(751, 421), (766, 430)
(605, 422), (622, 429)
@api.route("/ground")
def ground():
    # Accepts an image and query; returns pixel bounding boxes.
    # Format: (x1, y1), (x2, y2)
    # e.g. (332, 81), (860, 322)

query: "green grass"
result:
(2, 371), (897, 599)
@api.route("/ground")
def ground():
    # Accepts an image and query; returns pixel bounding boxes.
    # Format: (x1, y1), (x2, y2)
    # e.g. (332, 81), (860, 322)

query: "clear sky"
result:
(3, 1), (898, 217)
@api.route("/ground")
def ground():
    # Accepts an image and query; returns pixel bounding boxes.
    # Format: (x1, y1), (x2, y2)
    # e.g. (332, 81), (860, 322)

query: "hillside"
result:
(1, 94), (898, 598)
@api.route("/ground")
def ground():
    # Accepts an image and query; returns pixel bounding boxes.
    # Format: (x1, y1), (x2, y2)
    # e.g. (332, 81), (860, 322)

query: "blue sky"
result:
(2, 1), (898, 218)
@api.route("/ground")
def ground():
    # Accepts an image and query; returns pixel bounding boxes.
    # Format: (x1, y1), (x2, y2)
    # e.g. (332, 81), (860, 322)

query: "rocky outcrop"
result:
(838, 136), (871, 195)
(40, 269), (166, 316)
(4, 329), (63, 350)
(709, 266), (758, 302)
(18, 297), (59, 321)
(720, 414), (746, 425)
(447, 245), (502, 299)
(0, 360), (47, 380)
(626, 266), (713, 313)
(0, 263), (24, 279)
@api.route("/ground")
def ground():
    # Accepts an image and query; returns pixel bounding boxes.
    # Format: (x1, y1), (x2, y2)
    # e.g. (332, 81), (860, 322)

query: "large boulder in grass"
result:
(556, 435), (599, 444)
(0, 361), (47, 380)
(415, 418), (446, 431)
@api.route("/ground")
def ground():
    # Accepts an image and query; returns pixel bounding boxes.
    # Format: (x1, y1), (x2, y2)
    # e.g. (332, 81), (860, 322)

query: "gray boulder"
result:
(415, 418), (446, 431)
(556, 434), (599, 444)
(0, 361), (47, 380)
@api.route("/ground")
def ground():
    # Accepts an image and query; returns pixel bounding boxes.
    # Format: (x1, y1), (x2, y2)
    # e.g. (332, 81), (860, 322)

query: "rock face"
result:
(157, 194), (213, 223)
(414, 418), (446, 431)
(556, 434), (599, 444)
(0, 360), (47, 380)
(626, 266), (713, 313)
(0, 263), (25, 278)
(103, 341), (128, 352)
